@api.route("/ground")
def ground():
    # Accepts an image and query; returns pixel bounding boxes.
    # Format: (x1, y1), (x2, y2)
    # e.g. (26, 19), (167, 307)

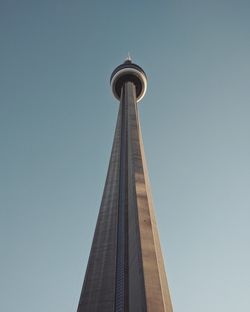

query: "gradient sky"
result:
(1, 1), (250, 311)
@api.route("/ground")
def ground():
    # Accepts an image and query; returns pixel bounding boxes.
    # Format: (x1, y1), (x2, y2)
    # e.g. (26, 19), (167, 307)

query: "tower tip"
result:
(124, 52), (132, 63)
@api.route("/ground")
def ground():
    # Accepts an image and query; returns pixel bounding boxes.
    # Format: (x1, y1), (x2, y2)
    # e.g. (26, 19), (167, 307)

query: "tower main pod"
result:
(77, 60), (173, 312)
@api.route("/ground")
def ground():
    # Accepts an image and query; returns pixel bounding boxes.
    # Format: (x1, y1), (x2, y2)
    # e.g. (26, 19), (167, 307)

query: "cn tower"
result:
(77, 59), (173, 312)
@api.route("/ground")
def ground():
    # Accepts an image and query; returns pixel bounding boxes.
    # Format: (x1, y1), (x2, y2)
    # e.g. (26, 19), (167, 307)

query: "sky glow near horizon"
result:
(0, 1), (250, 311)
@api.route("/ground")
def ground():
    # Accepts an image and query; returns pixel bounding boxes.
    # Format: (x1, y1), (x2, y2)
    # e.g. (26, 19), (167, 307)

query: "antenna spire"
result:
(125, 52), (132, 62)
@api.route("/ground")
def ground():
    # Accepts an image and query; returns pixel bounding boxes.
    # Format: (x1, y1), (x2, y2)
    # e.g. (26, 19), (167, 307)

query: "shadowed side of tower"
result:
(77, 104), (122, 311)
(77, 60), (173, 312)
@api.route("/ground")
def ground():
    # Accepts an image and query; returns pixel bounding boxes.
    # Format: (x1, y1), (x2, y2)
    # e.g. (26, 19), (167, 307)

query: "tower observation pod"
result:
(77, 59), (173, 312)
(110, 59), (147, 102)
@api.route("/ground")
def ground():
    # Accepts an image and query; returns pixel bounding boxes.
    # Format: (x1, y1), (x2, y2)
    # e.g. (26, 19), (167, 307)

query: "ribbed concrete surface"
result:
(77, 82), (172, 312)
(77, 106), (122, 312)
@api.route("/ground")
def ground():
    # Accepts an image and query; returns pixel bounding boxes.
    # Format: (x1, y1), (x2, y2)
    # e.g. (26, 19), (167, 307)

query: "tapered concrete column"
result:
(77, 60), (173, 312)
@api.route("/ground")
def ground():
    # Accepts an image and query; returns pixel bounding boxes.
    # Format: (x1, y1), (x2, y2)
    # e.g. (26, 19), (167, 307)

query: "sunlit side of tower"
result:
(77, 59), (173, 312)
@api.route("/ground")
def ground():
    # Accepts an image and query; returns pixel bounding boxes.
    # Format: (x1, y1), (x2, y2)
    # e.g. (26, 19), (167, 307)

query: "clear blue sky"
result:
(1, 1), (249, 311)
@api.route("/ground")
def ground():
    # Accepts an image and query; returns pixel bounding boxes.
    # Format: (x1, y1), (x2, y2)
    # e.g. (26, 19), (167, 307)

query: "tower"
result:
(77, 60), (173, 312)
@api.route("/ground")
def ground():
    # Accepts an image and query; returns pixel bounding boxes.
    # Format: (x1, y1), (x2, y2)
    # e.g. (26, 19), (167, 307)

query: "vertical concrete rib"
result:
(115, 86), (129, 312)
